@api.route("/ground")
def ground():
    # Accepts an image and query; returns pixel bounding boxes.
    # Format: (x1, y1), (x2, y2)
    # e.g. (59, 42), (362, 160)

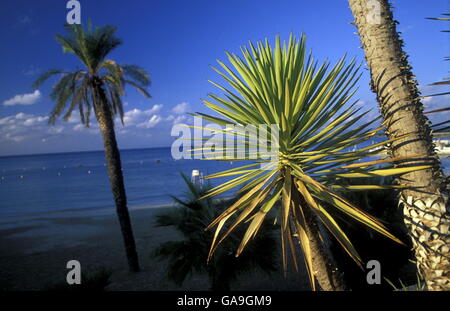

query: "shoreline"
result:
(0, 200), (308, 291)
(0, 196), (235, 231)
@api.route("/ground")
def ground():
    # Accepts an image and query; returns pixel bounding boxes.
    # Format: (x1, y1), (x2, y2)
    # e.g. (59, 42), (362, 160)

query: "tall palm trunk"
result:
(348, 0), (449, 290)
(94, 84), (140, 272)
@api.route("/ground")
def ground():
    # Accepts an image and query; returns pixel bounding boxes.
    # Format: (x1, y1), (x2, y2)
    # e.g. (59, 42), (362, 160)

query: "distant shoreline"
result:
(0, 197), (234, 231)
(2, 142), (449, 159)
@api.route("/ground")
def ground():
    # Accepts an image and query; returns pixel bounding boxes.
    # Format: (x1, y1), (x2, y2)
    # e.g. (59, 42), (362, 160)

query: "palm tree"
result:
(190, 34), (429, 290)
(153, 174), (277, 291)
(348, 0), (450, 290)
(33, 24), (151, 272)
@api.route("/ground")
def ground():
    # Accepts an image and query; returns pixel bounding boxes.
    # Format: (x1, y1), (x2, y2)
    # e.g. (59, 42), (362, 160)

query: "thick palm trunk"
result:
(95, 96), (140, 272)
(348, 0), (449, 290)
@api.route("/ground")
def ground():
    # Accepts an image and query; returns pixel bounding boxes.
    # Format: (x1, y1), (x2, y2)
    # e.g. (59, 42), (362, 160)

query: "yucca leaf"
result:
(334, 165), (431, 178)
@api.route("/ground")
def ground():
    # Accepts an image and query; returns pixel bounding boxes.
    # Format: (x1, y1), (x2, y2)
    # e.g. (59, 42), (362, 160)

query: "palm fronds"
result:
(33, 24), (151, 126)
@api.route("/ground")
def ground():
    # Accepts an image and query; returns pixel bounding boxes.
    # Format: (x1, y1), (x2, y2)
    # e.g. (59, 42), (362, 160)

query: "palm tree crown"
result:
(33, 23), (150, 126)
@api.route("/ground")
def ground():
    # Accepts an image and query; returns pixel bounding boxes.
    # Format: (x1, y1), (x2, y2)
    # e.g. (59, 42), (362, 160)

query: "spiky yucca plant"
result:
(190, 34), (430, 290)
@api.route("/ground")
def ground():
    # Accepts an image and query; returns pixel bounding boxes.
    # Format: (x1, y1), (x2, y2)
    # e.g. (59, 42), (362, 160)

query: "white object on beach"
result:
(191, 169), (203, 186)
(435, 140), (450, 155)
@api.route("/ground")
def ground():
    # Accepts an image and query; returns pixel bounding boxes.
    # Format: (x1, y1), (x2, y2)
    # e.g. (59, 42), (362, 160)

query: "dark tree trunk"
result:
(291, 184), (346, 290)
(94, 86), (140, 272)
(302, 205), (347, 291)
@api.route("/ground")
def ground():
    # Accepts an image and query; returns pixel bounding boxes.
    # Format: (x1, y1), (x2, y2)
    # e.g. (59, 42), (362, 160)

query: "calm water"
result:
(0, 147), (448, 219)
(0, 147), (241, 218)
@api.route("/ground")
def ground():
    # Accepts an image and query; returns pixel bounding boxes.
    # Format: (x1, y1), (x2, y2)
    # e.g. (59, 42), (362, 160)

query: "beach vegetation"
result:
(153, 174), (278, 291)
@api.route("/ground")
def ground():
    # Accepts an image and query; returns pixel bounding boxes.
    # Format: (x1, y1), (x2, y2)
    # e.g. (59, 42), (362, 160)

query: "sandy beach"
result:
(0, 206), (309, 291)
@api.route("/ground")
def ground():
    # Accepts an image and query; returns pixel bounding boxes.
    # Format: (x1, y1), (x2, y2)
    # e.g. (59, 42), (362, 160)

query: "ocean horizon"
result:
(0, 147), (241, 221)
(1, 145), (449, 226)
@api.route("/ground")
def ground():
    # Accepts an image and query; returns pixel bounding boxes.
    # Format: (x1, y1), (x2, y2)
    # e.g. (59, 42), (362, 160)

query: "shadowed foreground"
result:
(0, 207), (309, 291)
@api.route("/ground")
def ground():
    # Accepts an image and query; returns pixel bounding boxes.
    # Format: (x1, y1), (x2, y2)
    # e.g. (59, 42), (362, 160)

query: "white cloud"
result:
(5, 133), (26, 142)
(148, 104), (163, 114)
(166, 114), (187, 125)
(0, 103), (182, 150)
(0, 116), (15, 125)
(172, 102), (189, 114)
(419, 85), (450, 125)
(15, 112), (32, 119)
(137, 115), (162, 128)
(67, 114), (80, 123)
(122, 104), (163, 126)
(23, 116), (48, 126)
(72, 123), (99, 134)
(3, 90), (41, 106)
(48, 126), (64, 134)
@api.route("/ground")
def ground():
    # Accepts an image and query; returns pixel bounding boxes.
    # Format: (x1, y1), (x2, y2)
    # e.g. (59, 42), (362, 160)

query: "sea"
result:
(0, 146), (449, 222)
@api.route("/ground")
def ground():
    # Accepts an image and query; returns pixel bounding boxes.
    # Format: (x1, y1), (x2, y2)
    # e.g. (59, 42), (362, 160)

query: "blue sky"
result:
(0, 0), (448, 156)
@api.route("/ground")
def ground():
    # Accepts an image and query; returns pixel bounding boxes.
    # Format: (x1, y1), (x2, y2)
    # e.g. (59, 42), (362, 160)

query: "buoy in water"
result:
(88, 170), (92, 174)
(191, 170), (203, 186)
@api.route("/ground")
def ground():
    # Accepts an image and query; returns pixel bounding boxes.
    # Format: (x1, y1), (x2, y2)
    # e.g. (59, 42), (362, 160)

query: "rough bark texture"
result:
(302, 206), (346, 291)
(94, 83), (140, 272)
(348, 0), (449, 290)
